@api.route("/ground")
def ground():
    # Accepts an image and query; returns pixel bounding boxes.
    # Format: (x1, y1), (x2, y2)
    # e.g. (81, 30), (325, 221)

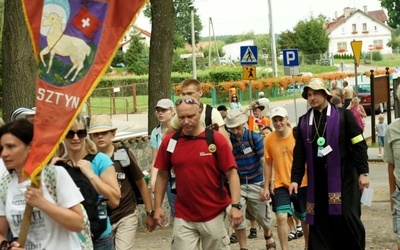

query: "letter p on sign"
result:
(283, 49), (299, 67)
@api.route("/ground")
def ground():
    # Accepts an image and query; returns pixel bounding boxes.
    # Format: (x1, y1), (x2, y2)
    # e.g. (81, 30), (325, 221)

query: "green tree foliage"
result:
(278, 30), (297, 50)
(144, 0), (202, 49)
(125, 36), (149, 75)
(380, 0), (400, 29)
(294, 15), (329, 54)
(110, 49), (125, 67)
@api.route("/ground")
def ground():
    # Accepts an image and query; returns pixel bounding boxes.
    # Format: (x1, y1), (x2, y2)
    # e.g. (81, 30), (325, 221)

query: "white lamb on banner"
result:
(40, 12), (91, 82)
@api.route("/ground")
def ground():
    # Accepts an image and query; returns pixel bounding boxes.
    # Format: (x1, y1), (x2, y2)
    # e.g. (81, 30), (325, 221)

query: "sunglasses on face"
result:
(175, 98), (200, 107)
(65, 129), (87, 139)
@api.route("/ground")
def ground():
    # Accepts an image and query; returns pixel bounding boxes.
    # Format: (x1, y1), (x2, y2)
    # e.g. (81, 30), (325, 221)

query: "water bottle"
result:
(97, 195), (107, 220)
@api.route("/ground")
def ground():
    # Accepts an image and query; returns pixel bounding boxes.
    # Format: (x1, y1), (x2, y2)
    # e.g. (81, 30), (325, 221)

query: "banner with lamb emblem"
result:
(21, 0), (147, 180)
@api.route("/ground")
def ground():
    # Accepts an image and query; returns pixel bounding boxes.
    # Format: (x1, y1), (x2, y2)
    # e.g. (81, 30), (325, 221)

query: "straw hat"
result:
(88, 114), (117, 134)
(224, 109), (249, 128)
(301, 78), (332, 100)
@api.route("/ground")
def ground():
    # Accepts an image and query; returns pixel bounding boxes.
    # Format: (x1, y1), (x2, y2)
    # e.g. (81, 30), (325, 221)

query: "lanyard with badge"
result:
(307, 107), (332, 157)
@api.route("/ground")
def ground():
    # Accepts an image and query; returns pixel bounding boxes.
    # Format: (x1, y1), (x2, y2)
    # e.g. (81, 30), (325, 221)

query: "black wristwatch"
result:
(146, 210), (154, 217)
(231, 202), (243, 210)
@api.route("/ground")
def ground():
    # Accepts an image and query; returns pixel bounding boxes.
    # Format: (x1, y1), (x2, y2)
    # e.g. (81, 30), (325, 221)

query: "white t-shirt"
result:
(0, 167), (84, 250)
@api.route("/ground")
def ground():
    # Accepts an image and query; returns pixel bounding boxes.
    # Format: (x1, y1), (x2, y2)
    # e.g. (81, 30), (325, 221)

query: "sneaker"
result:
(230, 233), (238, 244)
(288, 231), (297, 241)
(248, 228), (257, 239)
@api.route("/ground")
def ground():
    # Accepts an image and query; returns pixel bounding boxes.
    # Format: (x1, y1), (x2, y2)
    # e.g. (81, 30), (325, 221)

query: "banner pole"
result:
(18, 174), (41, 247)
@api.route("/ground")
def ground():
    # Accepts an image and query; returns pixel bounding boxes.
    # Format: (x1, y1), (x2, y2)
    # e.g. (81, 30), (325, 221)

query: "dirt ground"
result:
(133, 163), (396, 249)
(133, 201), (395, 250)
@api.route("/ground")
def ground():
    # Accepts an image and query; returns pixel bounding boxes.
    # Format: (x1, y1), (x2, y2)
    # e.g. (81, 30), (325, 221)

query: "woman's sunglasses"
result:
(65, 129), (87, 139)
(175, 98), (200, 107)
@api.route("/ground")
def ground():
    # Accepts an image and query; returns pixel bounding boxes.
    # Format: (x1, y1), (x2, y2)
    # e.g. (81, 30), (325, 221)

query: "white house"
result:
(326, 6), (393, 55)
(120, 25), (151, 53)
(222, 39), (254, 62)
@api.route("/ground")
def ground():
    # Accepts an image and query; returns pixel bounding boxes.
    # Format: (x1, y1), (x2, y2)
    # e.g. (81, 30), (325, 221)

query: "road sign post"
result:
(351, 40), (362, 94)
(282, 49), (300, 122)
(240, 46), (258, 102)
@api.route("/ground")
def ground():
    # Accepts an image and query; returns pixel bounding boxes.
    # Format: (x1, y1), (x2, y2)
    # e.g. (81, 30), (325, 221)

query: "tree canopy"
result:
(380, 0), (400, 29)
(144, 0), (202, 49)
(278, 15), (329, 55)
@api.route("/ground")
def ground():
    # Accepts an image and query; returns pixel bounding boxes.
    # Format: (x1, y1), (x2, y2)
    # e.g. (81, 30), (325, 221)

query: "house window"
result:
(374, 26), (378, 31)
(337, 42), (347, 52)
(352, 24), (357, 32)
(373, 40), (383, 50)
(362, 23), (367, 31)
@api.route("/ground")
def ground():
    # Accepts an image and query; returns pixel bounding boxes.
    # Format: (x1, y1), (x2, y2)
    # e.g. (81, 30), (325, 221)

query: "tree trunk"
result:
(2, 0), (36, 122)
(147, 0), (175, 133)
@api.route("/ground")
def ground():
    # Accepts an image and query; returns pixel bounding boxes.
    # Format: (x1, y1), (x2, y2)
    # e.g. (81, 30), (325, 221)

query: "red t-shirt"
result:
(155, 130), (237, 222)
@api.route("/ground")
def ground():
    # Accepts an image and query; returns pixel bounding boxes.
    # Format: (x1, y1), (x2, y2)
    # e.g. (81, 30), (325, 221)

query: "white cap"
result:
(270, 107), (288, 119)
(154, 99), (174, 109)
(10, 107), (36, 121)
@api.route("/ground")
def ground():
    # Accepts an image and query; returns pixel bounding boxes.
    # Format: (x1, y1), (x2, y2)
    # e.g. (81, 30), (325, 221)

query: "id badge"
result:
(243, 147), (252, 154)
(317, 146), (324, 157)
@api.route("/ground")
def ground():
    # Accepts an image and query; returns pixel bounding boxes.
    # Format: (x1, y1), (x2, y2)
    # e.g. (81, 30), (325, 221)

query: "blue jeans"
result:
(167, 178), (177, 217)
(93, 233), (114, 250)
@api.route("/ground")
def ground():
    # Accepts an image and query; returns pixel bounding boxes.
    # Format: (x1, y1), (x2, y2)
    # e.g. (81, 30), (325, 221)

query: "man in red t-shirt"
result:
(153, 98), (243, 250)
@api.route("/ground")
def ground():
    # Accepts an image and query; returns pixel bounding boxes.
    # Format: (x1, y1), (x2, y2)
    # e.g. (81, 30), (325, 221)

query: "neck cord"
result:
(306, 110), (327, 144)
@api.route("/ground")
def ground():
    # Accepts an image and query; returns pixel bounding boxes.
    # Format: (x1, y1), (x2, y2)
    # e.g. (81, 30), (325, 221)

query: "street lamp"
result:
(189, 3), (197, 79)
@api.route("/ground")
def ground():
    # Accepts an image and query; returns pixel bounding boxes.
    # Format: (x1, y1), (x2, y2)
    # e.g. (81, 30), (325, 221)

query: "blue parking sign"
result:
(283, 49), (299, 66)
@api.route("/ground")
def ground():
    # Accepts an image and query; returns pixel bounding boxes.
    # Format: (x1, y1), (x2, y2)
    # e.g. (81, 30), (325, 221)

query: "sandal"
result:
(248, 228), (257, 239)
(230, 233), (238, 244)
(297, 225), (304, 238)
(265, 233), (276, 250)
(288, 231), (297, 241)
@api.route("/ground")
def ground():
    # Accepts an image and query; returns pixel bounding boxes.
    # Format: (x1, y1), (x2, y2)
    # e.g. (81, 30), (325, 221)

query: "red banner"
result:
(21, 0), (147, 180)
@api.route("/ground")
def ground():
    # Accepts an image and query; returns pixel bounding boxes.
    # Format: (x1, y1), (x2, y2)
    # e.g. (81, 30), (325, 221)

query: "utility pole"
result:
(210, 18), (221, 65)
(208, 17), (212, 68)
(268, 0), (278, 77)
(189, 4), (197, 79)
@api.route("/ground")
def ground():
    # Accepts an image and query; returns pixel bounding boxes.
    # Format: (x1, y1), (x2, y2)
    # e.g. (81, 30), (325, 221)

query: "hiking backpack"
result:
(169, 129), (230, 195)
(56, 154), (107, 241)
(114, 144), (144, 205)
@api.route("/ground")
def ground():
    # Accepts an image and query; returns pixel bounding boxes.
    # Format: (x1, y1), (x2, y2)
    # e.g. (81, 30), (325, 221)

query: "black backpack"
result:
(56, 154), (107, 241)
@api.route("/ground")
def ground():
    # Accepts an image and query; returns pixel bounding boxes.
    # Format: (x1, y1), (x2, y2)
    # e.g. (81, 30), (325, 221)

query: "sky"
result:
(134, 0), (384, 37)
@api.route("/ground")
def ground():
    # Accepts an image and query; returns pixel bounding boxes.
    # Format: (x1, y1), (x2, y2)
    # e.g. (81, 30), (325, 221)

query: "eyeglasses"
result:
(175, 98), (200, 107)
(65, 129), (87, 139)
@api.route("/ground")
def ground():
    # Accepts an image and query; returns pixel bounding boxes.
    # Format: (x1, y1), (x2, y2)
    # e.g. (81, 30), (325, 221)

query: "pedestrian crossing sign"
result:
(240, 46), (258, 65)
(243, 66), (256, 80)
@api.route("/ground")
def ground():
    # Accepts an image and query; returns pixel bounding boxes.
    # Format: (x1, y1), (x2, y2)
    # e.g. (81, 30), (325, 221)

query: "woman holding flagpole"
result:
(0, 118), (85, 249)
(62, 114), (120, 250)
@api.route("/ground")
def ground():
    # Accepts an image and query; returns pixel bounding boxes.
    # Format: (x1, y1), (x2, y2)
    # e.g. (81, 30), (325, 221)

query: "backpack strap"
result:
(247, 129), (256, 155)
(117, 144), (144, 204)
(205, 104), (213, 127)
(43, 165), (57, 202)
(0, 175), (12, 206)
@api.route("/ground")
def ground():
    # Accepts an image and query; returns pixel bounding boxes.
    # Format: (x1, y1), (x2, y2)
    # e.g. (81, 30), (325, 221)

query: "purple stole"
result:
(300, 103), (341, 225)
